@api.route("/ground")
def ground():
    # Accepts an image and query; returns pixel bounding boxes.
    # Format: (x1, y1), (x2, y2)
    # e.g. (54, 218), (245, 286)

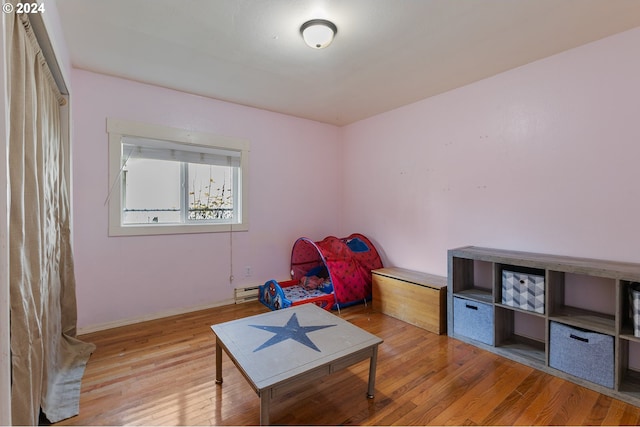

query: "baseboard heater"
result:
(234, 286), (260, 303)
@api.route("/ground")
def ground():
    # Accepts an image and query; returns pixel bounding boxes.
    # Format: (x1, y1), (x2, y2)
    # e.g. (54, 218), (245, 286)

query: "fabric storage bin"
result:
(453, 297), (494, 345)
(502, 270), (545, 313)
(629, 283), (640, 338)
(549, 321), (614, 389)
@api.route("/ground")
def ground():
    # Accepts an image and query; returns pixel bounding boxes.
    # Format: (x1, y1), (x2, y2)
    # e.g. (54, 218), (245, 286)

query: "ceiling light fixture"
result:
(300, 19), (337, 49)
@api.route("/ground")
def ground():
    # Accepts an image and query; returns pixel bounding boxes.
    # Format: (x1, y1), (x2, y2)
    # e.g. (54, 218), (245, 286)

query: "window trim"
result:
(107, 118), (249, 236)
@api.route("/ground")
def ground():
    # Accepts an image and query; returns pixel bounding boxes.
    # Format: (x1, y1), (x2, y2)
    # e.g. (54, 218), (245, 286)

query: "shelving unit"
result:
(448, 246), (640, 407)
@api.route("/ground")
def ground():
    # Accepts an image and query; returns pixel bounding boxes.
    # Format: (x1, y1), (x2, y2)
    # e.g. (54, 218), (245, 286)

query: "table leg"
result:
(367, 345), (378, 398)
(260, 389), (270, 425)
(215, 339), (223, 384)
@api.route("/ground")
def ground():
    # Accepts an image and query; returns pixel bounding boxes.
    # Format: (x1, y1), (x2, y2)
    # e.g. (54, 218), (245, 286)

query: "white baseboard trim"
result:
(78, 298), (236, 335)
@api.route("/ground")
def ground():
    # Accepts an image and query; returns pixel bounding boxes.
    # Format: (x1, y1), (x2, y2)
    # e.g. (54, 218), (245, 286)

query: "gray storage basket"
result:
(549, 321), (614, 389)
(630, 283), (640, 338)
(501, 270), (545, 313)
(453, 297), (494, 346)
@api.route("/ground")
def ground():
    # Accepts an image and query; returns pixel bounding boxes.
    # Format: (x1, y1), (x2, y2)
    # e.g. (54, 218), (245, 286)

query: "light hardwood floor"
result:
(55, 301), (640, 425)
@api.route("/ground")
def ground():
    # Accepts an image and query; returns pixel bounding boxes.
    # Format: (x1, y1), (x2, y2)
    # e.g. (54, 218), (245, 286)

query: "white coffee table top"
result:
(211, 303), (382, 390)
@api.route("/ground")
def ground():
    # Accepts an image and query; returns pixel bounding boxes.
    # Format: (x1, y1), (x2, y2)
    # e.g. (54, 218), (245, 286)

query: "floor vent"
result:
(234, 286), (260, 303)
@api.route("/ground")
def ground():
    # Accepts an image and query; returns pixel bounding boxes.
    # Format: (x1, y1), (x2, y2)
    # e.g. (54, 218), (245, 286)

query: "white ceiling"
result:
(56, 0), (640, 126)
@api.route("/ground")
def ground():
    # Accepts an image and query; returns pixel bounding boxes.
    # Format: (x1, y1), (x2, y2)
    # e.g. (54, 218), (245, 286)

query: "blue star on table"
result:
(249, 312), (336, 352)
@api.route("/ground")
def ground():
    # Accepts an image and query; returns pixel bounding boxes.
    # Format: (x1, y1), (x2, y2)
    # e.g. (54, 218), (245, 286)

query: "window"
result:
(107, 119), (249, 236)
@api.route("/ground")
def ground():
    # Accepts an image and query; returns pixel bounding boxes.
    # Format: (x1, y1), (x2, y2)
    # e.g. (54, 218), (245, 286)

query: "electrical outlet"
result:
(244, 266), (252, 277)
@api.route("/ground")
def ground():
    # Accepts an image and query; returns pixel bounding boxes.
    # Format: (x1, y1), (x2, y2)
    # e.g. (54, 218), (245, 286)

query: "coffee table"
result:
(211, 303), (383, 425)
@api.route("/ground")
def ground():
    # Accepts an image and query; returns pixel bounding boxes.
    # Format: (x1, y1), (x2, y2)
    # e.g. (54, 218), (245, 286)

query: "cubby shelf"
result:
(448, 246), (640, 407)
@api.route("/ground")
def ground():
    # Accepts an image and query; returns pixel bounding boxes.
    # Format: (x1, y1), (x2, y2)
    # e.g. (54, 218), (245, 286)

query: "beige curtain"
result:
(7, 9), (95, 426)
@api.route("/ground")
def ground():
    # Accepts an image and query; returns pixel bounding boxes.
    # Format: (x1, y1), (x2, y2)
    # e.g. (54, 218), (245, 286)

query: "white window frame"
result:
(107, 118), (249, 236)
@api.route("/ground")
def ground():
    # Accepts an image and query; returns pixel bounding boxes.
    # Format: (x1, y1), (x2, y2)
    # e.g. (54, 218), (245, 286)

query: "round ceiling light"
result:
(300, 19), (337, 49)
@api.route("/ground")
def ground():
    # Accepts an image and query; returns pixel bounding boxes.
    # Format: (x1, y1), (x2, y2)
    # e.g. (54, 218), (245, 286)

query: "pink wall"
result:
(340, 27), (640, 276)
(71, 70), (341, 329)
(73, 26), (640, 330)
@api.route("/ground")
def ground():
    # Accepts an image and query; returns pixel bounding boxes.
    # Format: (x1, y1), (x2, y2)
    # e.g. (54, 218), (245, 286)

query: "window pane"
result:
(123, 158), (181, 224)
(108, 118), (249, 235)
(188, 163), (233, 221)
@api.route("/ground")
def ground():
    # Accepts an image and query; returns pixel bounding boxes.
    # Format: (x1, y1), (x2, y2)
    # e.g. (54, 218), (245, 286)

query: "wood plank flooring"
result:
(54, 301), (640, 425)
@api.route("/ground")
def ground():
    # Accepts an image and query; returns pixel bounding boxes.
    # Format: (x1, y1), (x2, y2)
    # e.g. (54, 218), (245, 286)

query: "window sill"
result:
(108, 222), (249, 237)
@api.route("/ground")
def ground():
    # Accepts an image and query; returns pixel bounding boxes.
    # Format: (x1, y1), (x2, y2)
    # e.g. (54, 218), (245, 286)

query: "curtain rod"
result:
(26, 13), (69, 97)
